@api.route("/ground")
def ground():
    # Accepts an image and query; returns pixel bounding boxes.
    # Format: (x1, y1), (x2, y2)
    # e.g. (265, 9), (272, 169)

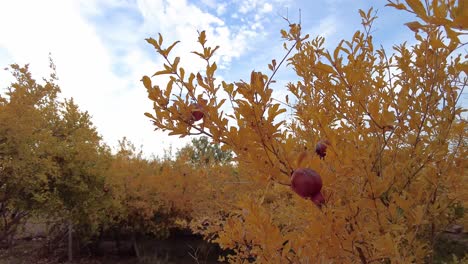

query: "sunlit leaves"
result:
(142, 1), (467, 262)
(0, 63), (112, 245)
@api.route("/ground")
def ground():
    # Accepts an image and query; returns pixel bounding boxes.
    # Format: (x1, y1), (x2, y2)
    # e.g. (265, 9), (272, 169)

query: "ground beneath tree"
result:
(0, 233), (223, 264)
(1, 229), (466, 263)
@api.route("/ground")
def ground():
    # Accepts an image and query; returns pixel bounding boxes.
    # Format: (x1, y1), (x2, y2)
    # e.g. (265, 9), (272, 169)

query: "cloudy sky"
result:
(0, 0), (455, 157)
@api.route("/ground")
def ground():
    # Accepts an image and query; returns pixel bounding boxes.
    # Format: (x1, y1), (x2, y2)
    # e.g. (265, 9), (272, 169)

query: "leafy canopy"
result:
(142, 0), (466, 262)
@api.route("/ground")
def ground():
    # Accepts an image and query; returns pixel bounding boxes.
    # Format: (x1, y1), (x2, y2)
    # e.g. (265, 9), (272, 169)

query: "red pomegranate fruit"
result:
(190, 104), (204, 121)
(311, 192), (325, 207)
(315, 139), (330, 159)
(291, 168), (324, 207)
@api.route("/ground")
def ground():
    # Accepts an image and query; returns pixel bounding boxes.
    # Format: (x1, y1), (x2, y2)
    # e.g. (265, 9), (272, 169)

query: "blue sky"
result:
(0, 0), (463, 157)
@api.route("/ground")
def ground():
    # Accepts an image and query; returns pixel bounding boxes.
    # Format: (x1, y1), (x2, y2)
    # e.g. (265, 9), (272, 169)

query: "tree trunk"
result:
(68, 220), (73, 263)
(132, 232), (140, 261)
(114, 229), (121, 255)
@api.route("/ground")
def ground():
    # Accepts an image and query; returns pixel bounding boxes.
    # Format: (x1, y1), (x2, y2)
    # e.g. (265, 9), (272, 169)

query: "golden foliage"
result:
(142, 0), (467, 262)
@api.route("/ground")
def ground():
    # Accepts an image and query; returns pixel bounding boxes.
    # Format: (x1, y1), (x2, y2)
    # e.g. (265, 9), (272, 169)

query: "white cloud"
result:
(238, 0), (289, 15)
(201, 0), (217, 9)
(0, 0), (296, 158)
(0, 0), (118, 104)
(216, 3), (227, 15)
(135, 0), (282, 72)
(261, 3), (273, 13)
(78, 0), (133, 16)
(0, 0), (177, 157)
(239, 0), (256, 14)
(309, 15), (338, 40)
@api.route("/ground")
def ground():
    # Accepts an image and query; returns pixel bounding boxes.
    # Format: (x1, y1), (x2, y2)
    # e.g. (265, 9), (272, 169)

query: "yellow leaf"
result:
(359, 9), (366, 19)
(144, 112), (155, 120)
(405, 0), (427, 19)
(172, 57), (180, 69)
(386, 3), (407, 10)
(316, 62), (334, 74)
(141, 76), (152, 89)
(405, 21), (423, 32)
(429, 37), (445, 49)
(375, 233), (395, 256)
(165, 41), (180, 55)
(152, 69), (172, 77)
(457, 62), (468, 75)
(412, 205), (425, 225)
(296, 151), (308, 168)
(198, 30), (206, 45)
(179, 67), (185, 80)
(445, 26), (461, 44)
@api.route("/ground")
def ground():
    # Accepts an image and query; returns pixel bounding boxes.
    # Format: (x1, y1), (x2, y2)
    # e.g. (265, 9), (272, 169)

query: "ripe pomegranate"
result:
(315, 139), (330, 159)
(311, 192), (325, 207)
(190, 104), (204, 122)
(291, 168), (325, 207)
